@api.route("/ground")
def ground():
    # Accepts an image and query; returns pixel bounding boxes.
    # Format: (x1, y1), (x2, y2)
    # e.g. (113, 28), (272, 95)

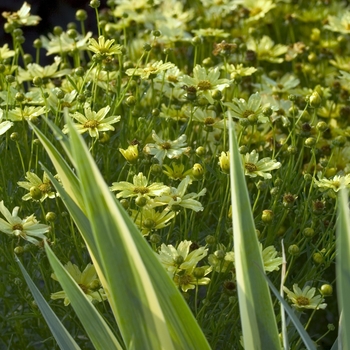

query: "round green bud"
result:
(304, 137), (316, 147)
(14, 246), (25, 255)
(13, 28), (23, 37)
(120, 199), (129, 210)
(89, 0), (100, 8)
(74, 66), (84, 77)
(150, 164), (162, 174)
(15, 92), (25, 102)
(270, 187), (279, 196)
(212, 90), (222, 100)
(10, 132), (19, 141)
(191, 36), (202, 46)
(33, 39), (43, 49)
(316, 121), (328, 132)
(149, 233), (161, 244)
(30, 186), (42, 200)
(174, 255), (184, 265)
(320, 284), (333, 296)
(193, 267), (206, 279)
(332, 135), (346, 147)
(55, 89), (64, 99)
(309, 91), (322, 108)
(214, 250), (225, 260)
(303, 227), (315, 238)
(288, 244), (300, 255)
(152, 30), (161, 37)
(263, 107), (273, 117)
(205, 235), (216, 245)
(143, 43), (152, 52)
(196, 146), (206, 156)
(45, 212), (56, 222)
(53, 26), (63, 36)
(313, 252), (324, 264)
(202, 57), (213, 67)
(152, 108), (160, 117)
(261, 209), (273, 223)
(33, 76), (43, 87)
(76, 9), (87, 21)
(6, 75), (15, 83)
(192, 163), (204, 179)
(67, 29), (78, 39)
(126, 95), (136, 106)
(23, 54), (32, 65)
(135, 196), (147, 207)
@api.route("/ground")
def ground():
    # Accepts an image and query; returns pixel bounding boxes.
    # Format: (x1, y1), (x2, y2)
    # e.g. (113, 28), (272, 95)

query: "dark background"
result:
(0, 0), (107, 63)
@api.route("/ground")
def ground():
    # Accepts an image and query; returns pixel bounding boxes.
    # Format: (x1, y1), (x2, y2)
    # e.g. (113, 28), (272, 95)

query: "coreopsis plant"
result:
(143, 130), (188, 165)
(182, 65), (230, 104)
(0, 201), (50, 244)
(62, 105), (120, 139)
(283, 284), (327, 310)
(51, 262), (107, 306)
(2, 0), (350, 348)
(243, 150), (281, 179)
(17, 171), (56, 202)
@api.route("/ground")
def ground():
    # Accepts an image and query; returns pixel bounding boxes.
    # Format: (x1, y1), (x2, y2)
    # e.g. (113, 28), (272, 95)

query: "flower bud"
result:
(135, 196), (147, 207)
(218, 151), (230, 174)
(192, 163), (204, 179)
(119, 144), (138, 163)
(288, 244), (300, 255)
(303, 227), (315, 238)
(320, 284), (333, 296)
(309, 91), (322, 108)
(193, 267), (206, 279)
(261, 210), (273, 223)
(30, 186), (42, 200)
(45, 212), (56, 222)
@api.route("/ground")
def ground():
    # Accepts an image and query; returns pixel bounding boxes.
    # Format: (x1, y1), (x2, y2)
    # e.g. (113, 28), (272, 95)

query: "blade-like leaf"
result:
(29, 122), (84, 208)
(228, 118), (280, 350)
(44, 242), (124, 350)
(15, 255), (81, 350)
(336, 189), (350, 350)
(39, 110), (211, 349)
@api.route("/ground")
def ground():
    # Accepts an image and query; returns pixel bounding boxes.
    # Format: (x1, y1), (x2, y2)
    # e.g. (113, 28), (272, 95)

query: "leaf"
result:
(44, 242), (124, 350)
(228, 118), (280, 350)
(336, 189), (350, 350)
(15, 255), (81, 350)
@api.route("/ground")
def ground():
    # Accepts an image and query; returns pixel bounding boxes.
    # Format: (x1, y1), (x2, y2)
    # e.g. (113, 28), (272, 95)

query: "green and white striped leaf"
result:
(65, 110), (211, 350)
(336, 189), (350, 350)
(228, 118), (280, 350)
(15, 255), (81, 350)
(44, 242), (124, 350)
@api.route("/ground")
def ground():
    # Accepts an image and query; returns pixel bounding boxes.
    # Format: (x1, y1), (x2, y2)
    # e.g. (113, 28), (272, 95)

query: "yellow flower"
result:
(0, 201), (50, 244)
(17, 57), (71, 84)
(130, 206), (176, 235)
(88, 35), (123, 58)
(143, 130), (188, 165)
(63, 105), (120, 139)
(243, 150), (281, 179)
(246, 36), (288, 63)
(152, 176), (206, 212)
(2, 2), (41, 26)
(17, 171), (56, 202)
(126, 60), (175, 80)
(119, 144), (139, 163)
(110, 172), (168, 200)
(0, 44), (15, 61)
(182, 65), (230, 104)
(163, 163), (192, 181)
(51, 262), (106, 306)
(283, 284), (327, 310)
(218, 151), (230, 174)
